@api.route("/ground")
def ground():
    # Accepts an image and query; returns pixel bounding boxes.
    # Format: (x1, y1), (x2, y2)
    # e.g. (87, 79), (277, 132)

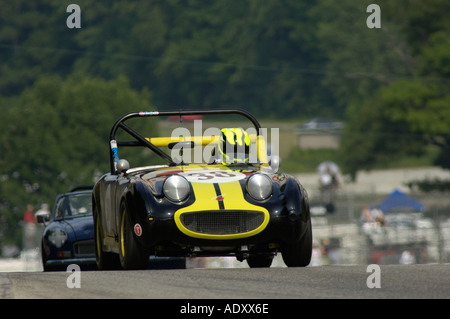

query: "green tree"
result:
(339, 93), (426, 180)
(308, 0), (415, 113)
(338, 0), (450, 178)
(0, 74), (154, 247)
(0, 1), (81, 95)
(0, 0), (335, 118)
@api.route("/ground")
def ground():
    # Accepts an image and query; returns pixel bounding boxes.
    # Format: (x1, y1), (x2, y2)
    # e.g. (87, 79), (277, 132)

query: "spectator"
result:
(23, 204), (36, 249)
(361, 205), (371, 222)
(23, 204), (35, 224)
(370, 206), (385, 226)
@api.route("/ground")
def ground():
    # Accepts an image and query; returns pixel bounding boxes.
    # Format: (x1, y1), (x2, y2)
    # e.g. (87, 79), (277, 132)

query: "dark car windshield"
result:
(54, 192), (92, 218)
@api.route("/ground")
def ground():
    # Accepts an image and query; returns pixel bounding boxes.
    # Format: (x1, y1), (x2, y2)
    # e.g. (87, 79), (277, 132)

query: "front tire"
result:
(119, 202), (149, 270)
(94, 209), (120, 270)
(282, 219), (312, 267)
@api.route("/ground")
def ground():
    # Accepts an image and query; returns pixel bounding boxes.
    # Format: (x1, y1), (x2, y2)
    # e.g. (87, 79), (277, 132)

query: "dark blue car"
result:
(38, 186), (96, 271)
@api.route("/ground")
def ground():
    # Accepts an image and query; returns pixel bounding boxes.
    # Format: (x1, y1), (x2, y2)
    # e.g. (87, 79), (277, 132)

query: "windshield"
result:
(54, 192), (92, 218)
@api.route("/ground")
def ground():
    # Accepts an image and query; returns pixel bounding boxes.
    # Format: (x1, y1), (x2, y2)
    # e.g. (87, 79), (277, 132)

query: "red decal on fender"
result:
(134, 224), (142, 236)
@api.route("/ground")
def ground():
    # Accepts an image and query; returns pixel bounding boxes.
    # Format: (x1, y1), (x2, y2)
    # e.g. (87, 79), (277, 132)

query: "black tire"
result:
(247, 255), (273, 268)
(282, 219), (312, 267)
(119, 202), (149, 270)
(94, 209), (120, 270)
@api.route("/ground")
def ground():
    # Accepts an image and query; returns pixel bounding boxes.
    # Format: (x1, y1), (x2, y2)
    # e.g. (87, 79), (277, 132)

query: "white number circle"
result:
(180, 170), (245, 183)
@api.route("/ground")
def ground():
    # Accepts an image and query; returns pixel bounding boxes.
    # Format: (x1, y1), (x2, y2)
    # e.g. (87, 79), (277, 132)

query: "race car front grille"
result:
(179, 210), (265, 235)
(73, 240), (95, 257)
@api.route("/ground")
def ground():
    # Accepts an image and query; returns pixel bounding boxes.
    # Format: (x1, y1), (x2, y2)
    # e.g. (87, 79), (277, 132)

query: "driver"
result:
(217, 128), (250, 165)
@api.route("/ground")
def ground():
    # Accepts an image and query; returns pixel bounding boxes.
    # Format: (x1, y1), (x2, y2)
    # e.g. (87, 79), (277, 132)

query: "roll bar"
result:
(108, 109), (262, 174)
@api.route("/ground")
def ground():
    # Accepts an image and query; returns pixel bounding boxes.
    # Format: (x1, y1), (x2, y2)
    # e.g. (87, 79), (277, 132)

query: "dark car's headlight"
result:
(48, 229), (68, 248)
(247, 174), (272, 200)
(163, 175), (190, 202)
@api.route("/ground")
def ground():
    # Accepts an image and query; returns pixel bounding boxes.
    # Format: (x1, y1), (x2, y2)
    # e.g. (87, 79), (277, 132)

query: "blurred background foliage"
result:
(0, 0), (449, 247)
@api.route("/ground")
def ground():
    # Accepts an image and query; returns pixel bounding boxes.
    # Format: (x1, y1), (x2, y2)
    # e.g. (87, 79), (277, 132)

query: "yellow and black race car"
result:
(93, 109), (312, 269)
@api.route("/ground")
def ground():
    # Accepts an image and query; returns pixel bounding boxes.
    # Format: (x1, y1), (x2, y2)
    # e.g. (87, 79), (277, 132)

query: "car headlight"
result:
(48, 229), (68, 248)
(247, 174), (272, 200)
(163, 175), (190, 202)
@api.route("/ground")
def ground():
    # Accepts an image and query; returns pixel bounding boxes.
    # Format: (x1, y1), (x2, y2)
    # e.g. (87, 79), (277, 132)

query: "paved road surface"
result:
(1, 264), (449, 299)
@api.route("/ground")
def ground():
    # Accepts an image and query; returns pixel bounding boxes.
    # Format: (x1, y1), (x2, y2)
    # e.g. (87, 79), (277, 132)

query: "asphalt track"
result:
(1, 264), (449, 299)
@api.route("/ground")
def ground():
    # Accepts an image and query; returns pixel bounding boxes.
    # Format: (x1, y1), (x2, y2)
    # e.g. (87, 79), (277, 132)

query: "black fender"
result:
(280, 177), (309, 220)
(121, 181), (160, 248)
(278, 177), (311, 243)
